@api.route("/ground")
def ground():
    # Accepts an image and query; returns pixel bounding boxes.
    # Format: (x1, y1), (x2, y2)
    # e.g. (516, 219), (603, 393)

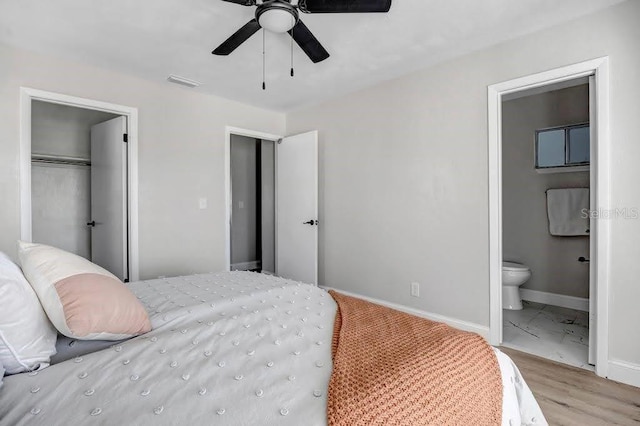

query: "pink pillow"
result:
(18, 241), (151, 340)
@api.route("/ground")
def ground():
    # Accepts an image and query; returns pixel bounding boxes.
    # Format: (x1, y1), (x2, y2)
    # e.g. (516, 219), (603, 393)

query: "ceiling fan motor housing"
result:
(256, 1), (299, 33)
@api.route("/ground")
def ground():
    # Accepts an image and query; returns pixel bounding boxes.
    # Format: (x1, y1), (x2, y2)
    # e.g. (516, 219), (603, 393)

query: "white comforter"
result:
(0, 272), (545, 425)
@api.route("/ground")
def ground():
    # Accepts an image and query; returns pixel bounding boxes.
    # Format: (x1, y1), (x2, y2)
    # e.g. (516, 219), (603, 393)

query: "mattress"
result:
(0, 271), (545, 425)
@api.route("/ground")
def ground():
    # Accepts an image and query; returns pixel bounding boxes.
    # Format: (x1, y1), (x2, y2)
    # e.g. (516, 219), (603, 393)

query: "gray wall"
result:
(230, 135), (258, 266)
(286, 1), (640, 366)
(31, 101), (118, 259)
(0, 41), (285, 277)
(229, 136), (276, 271)
(261, 140), (276, 273)
(502, 85), (590, 298)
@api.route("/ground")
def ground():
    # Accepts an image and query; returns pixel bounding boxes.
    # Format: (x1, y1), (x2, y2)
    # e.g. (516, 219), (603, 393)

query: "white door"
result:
(90, 116), (128, 281)
(276, 131), (318, 285)
(588, 75), (596, 365)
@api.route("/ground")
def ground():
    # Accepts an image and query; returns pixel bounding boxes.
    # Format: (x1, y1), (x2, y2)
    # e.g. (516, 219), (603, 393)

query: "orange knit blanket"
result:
(327, 291), (503, 426)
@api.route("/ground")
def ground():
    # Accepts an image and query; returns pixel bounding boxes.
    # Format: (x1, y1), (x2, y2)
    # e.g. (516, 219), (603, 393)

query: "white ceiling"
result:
(0, 0), (625, 112)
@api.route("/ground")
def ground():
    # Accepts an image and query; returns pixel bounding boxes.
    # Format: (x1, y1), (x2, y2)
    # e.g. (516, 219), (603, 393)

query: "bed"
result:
(0, 268), (546, 425)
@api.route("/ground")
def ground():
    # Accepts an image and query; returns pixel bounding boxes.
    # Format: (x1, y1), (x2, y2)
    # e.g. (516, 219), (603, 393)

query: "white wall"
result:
(32, 100), (118, 158)
(31, 165), (92, 258)
(286, 1), (640, 368)
(0, 42), (285, 278)
(502, 85), (590, 299)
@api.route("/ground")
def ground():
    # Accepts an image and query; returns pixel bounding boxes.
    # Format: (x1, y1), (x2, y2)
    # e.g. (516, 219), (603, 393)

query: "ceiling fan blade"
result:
(299, 0), (391, 13)
(220, 0), (256, 6)
(212, 19), (261, 56)
(288, 20), (329, 63)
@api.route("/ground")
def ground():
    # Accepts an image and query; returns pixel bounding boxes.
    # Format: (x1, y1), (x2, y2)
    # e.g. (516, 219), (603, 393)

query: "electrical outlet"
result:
(410, 282), (420, 298)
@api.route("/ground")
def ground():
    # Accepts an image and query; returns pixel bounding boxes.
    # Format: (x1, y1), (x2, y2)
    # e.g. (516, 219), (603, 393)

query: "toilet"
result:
(502, 261), (531, 310)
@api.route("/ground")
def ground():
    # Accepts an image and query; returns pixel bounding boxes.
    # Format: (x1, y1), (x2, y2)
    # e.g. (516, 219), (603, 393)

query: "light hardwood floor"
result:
(500, 347), (640, 425)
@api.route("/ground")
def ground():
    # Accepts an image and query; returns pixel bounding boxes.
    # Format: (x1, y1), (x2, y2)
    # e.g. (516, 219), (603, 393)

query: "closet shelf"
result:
(31, 153), (91, 166)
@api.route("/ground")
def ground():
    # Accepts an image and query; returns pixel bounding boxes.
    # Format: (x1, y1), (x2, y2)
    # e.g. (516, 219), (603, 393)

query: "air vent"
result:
(167, 74), (202, 88)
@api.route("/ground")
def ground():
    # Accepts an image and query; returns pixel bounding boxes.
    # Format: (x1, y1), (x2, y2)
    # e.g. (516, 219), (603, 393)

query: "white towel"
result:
(546, 188), (590, 236)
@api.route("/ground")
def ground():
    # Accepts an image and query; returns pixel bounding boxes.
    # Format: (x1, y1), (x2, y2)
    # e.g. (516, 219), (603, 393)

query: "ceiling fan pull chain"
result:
(262, 29), (266, 90)
(290, 15), (294, 77)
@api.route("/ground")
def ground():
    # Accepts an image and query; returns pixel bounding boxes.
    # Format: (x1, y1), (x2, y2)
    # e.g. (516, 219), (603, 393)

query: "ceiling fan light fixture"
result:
(256, 3), (298, 33)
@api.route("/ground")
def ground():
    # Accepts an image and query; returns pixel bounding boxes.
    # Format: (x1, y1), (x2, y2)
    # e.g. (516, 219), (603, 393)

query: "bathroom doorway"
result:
(488, 57), (610, 376)
(500, 79), (591, 369)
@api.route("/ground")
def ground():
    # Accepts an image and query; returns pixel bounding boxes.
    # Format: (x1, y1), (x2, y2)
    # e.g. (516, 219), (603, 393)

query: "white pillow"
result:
(0, 251), (57, 374)
(18, 241), (151, 341)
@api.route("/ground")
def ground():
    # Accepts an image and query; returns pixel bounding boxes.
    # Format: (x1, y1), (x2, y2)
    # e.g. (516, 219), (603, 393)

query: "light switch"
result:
(238, 201), (245, 209)
(199, 197), (208, 209)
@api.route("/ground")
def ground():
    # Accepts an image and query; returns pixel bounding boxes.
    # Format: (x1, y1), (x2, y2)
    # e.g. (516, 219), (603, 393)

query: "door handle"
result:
(87, 221), (96, 227)
(303, 220), (318, 226)
(578, 256), (590, 263)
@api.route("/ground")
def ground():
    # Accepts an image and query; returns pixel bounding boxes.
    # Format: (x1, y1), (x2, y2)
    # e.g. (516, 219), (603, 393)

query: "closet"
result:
(30, 100), (126, 278)
(230, 134), (276, 273)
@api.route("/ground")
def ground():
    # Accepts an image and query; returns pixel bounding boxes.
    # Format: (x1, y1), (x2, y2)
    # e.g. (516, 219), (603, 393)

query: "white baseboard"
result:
(607, 359), (640, 388)
(321, 286), (490, 341)
(231, 261), (261, 271)
(520, 288), (589, 312)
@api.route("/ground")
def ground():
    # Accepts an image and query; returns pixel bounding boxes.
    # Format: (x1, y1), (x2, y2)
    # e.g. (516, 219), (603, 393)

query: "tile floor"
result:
(502, 301), (592, 370)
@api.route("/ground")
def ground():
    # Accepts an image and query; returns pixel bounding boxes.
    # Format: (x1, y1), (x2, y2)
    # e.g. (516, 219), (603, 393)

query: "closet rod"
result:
(31, 153), (91, 166)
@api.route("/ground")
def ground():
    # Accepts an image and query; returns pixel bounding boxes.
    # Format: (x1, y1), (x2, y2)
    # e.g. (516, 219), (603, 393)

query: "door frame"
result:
(224, 126), (282, 272)
(19, 87), (140, 281)
(487, 57), (610, 377)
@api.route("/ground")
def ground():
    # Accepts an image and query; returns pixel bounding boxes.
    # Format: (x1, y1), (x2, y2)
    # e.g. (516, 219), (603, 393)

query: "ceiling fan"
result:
(212, 0), (392, 64)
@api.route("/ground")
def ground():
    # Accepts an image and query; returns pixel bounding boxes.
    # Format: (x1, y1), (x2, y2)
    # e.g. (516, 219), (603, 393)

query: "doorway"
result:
(500, 79), (591, 369)
(487, 58), (611, 378)
(229, 134), (276, 274)
(30, 100), (119, 259)
(20, 88), (140, 281)
(225, 127), (319, 285)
